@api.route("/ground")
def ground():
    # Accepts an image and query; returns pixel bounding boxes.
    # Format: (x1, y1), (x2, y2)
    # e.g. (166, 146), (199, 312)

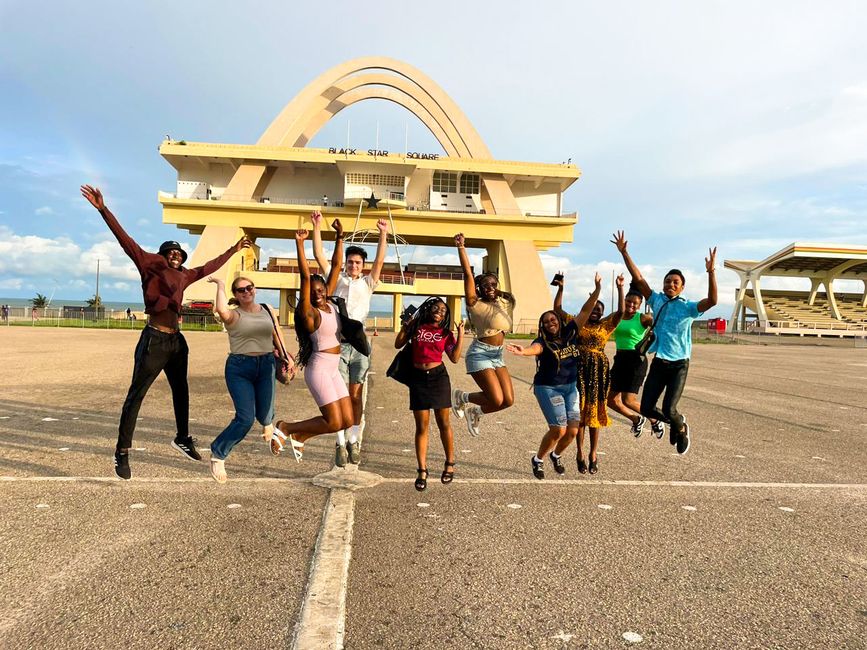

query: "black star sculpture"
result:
(364, 192), (380, 209)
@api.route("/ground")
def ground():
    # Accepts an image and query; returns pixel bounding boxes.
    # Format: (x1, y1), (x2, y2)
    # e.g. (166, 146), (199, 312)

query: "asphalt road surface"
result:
(0, 328), (864, 649)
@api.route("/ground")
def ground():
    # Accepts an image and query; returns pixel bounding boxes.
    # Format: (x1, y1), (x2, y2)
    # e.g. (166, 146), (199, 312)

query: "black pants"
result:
(640, 357), (689, 436)
(118, 327), (189, 450)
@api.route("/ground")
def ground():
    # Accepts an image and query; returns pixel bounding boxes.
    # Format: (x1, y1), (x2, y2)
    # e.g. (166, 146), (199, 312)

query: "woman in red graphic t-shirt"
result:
(394, 297), (465, 491)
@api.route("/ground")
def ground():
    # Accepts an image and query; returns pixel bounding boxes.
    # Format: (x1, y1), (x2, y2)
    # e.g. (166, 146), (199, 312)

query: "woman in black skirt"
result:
(394, 298), (465, 490)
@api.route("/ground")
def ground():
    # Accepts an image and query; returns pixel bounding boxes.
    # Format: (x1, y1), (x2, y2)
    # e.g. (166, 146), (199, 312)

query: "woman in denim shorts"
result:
(450, 233), (517, 437)
(507, 273), (603, 479)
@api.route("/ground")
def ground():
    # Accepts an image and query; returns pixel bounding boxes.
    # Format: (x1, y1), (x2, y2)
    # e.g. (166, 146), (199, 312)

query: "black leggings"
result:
(117, 327), (189, 449)
(640, 357), (689, 435)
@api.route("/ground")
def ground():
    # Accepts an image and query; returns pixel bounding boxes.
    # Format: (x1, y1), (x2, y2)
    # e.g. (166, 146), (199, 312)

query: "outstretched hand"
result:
(610, 230), (627, 253)
(376, 218), (388, 234)
(594, 272), (602, 289)
(331, 218), (343, 237)
(454, 233), (465, 248)
(310, 210), (322, 227)
(616, 273), (625, 288)
(456, 319), (466, 335)
(706, 247), (717, 273)
(234, 236), (253, 252)
(295, 229), (309, 241)
(505, 343), (524, 355)
(80, 185), (105, 211)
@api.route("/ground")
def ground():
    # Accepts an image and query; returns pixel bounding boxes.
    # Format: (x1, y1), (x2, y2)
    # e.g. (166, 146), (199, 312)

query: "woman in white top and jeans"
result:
(207, 275), (292, 483)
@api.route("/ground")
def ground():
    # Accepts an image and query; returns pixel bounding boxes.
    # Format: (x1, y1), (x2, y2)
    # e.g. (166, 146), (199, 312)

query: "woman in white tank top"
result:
(206, 275), (292, 483)
(270, 218), (354, 461)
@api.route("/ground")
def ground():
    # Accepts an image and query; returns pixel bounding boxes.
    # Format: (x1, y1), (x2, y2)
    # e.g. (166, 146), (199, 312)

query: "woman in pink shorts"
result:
(271, 220), (354, 461)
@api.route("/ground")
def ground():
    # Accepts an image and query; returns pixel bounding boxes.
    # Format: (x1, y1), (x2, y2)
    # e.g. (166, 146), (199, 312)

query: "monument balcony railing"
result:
(163, 191), (573, 219)
(261, 265), (467, 285)
(762, 319), (867, 332)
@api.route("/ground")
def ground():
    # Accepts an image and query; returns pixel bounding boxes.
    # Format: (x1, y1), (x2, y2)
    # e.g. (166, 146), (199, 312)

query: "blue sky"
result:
(1, 0), (866, 316)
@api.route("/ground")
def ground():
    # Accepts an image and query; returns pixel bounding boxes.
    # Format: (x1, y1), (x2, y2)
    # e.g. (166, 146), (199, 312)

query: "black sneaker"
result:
(669, 423), (677, 445)
(549, 452), (565, 475)
(114, 451), (131, 480)
(631, 415), (647, 438)
(171, 436), (202, 461)
(676, 420), (691, 455)
(531, 456), (545, 480)
(652, 420), (665, 439)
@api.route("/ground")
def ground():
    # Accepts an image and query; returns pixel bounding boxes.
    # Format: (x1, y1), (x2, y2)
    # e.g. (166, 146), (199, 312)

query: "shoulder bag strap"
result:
(261, 303), (288, 359)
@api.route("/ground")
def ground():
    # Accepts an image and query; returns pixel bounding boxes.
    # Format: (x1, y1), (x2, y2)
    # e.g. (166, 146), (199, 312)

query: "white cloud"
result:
(0, 277), (24, 290)
(34, 206), (54, 216)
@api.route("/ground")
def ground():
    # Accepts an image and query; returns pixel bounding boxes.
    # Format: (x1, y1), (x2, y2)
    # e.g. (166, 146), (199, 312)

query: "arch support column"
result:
(730, 273), (748, 332)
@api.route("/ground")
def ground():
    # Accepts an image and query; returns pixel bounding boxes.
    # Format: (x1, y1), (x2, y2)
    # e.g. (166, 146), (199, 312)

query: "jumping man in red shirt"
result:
(81, 185), (251, 479)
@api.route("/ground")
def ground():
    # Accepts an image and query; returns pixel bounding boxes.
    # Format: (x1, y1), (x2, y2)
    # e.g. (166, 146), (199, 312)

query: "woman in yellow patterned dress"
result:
(552, 273), (624, 474)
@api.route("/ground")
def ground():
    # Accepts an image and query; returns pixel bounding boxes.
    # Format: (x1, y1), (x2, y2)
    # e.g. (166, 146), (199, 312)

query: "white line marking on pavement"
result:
(778, 506), (795, 512)
(292, 489), (355, 650)
(129, 503), (146, 509)
(41, 417), (58, 422)
(227, 503), (242, 509)
(598, 504), (613, 510)
(550, 631), (575, 642)
(57, 447), (69, 451)
(734, 454), (746, 458)
(35, 503), (49, 509)
(506, 503), (522, 509)
(811, 456), (826, 461)
(682, 505), (697, 511)
(417, 502), (430, 508)
(3, 476), (866, 490)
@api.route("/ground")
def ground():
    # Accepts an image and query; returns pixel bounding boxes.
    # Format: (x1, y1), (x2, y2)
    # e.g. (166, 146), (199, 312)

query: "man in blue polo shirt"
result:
(611, 231), (717, 455)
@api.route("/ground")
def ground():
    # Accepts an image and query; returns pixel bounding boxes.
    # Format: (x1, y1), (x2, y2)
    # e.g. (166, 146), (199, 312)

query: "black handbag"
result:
(386, 344), (414, 386)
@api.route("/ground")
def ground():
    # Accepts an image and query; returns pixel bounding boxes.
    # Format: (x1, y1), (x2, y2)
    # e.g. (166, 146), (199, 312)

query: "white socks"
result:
(348, 425), (360, 444)
(336, 429), (347, 446)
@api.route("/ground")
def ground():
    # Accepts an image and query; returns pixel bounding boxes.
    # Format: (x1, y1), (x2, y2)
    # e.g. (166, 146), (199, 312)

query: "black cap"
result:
(158, 241), (188, 264)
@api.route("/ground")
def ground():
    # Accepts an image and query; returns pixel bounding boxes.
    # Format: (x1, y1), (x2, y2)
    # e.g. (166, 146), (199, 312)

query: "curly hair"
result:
(293, 273), (327, 368)
(474, 272), (516, 307)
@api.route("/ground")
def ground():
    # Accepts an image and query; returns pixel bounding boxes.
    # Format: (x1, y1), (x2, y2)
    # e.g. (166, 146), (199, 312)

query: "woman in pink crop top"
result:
(394, 297), (465, 490)
(271, 220), (353, 461)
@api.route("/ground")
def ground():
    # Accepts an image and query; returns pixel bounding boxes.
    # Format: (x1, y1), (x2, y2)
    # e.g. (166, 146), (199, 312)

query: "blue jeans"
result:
(533, 384), (580, 427)
(211, 353), (276, 460)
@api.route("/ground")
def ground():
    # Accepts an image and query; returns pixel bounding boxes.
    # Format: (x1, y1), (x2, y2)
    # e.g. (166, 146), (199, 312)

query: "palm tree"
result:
(86, 294), (103, 308)
(31, 293), (48, 308)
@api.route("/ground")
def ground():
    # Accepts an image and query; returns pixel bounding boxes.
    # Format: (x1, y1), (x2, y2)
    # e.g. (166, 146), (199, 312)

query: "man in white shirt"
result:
(312, 211), (389, 466)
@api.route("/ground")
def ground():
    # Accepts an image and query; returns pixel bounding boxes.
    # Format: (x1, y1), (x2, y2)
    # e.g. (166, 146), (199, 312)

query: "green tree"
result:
(86, 294), (103, 308)
(31, 293), (48, 308)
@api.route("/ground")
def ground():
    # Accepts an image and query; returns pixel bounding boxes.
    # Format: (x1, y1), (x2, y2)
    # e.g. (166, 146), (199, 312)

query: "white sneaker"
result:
(451, 389), (466, 419)
(464, 404), (482, 437)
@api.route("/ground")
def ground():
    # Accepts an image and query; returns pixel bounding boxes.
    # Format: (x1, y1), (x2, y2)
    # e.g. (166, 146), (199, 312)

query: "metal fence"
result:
(0, 307), (221, 332)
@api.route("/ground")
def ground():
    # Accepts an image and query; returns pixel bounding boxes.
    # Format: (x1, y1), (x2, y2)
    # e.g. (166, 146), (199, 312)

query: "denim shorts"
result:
(533, 384), (580, 427)
(465, 339), (506, 374)
(339, 341), (371, 385)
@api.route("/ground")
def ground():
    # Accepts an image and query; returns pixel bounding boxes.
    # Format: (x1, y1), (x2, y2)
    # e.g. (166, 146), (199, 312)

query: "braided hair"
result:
(404, 297), (452, 343)
(536, 309), (574, 378)
(474, 272), (516, 307)
(293, 273), (327, 368)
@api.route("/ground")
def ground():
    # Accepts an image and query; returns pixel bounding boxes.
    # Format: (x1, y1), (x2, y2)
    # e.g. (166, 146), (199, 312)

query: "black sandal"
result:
(577, 456), (588, 474)
(415, 468), (428, 491)
(589, 457), (599, 475)
(441, 461), (455, 484)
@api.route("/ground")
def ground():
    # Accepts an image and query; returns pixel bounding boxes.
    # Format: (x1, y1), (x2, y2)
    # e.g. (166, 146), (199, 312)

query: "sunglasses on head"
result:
(234, 285), (255, 294)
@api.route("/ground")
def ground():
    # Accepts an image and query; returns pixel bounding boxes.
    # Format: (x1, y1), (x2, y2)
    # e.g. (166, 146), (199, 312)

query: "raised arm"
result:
(552, 274), (569, 321)
(446, 319), (465, 363)
(188, 235), (252, 282)
(697, 247), (718, 313)
(326, 219), (343, 295)
(573, 273), (603, 329)
(604, 274), (626, 329)
(80, 185), (146, 269)
(206, 276), (237, 325)
(295, 229), (313, 313)
(611, 231), (651, 299)
(455, 233), (477, 307)
(367, 218), (389, 286)
(310, 210), (330, 274)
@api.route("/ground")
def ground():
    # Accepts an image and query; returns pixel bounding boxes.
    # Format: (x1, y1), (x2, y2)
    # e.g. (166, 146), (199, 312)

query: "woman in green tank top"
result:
(607, 290), (663, 439)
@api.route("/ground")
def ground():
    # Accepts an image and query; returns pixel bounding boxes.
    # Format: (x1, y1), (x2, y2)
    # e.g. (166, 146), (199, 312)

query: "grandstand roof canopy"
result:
(725, 243), (867, 279)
